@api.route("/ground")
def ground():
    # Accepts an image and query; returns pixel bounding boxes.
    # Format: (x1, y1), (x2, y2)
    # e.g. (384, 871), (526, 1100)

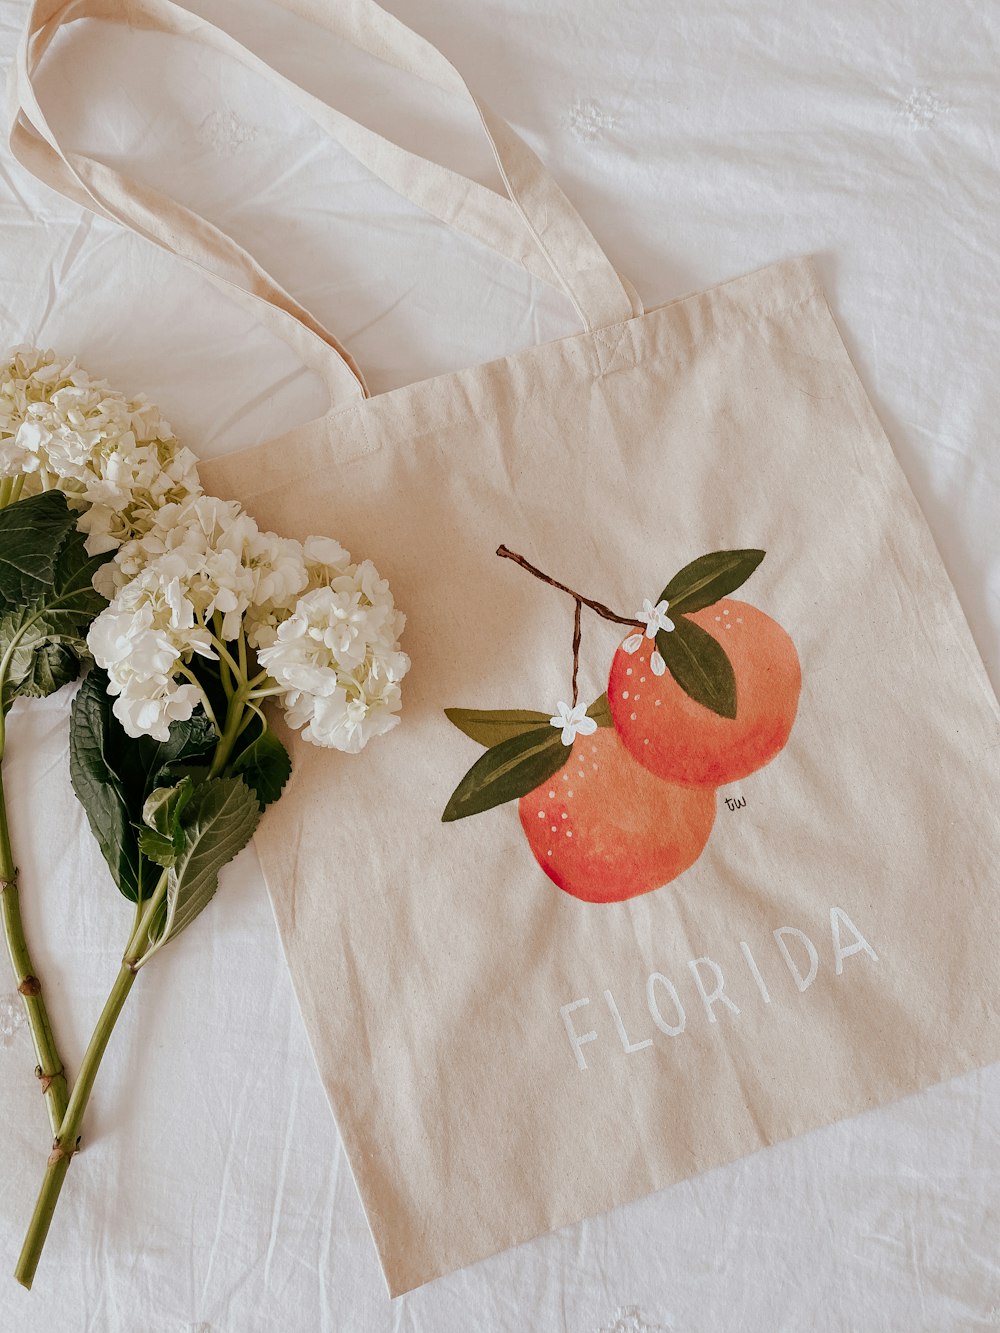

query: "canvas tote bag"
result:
(12, 0), (1000, 1297)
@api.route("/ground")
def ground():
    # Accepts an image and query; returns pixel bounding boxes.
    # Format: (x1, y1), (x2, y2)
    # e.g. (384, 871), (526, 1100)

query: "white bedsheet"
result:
(1, 0), (999, 1328)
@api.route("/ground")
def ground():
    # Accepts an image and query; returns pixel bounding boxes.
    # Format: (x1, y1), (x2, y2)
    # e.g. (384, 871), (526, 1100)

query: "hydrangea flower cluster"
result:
(88, 494), (410, 751)
(0, 345), (202, 554)
(0, 345), (410, 754)
(3, 345), (413, 1288)
(253, 537), (410, 753)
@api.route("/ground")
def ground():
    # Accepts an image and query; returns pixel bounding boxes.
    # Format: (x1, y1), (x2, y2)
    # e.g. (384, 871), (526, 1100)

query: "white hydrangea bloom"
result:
(0, 345), (202, 554)
(0, 346), (88, 440)
(99, 494), (309, 639)
(88, 567), (216, 742)
(89, 486), (409, 751)
(255, 543), (410, 754)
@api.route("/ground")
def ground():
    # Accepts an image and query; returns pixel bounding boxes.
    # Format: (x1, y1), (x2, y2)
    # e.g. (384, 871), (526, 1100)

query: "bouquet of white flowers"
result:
(0, 348), (410, 1288)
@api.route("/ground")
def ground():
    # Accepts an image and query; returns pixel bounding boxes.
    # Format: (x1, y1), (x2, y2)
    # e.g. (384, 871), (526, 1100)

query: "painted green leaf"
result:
(659, 549), (765, 615)
(142, 777), (261, 959)
(586, 693), (613, 727)
(656, 617), (737, 719)
(445, 707), (552, 748)
(442, 725), (571, 822)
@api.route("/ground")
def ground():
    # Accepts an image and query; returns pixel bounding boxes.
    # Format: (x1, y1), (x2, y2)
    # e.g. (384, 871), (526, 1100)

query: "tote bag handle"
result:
(9, 0), (643, 407)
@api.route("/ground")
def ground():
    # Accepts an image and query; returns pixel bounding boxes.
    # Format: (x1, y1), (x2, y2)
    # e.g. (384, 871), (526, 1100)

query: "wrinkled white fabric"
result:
(0, 0), (998, 1327)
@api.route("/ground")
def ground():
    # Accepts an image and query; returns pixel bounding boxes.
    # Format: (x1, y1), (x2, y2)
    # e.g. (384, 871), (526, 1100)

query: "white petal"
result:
(549, 701), (573, 728)
(650, 650), (666, 676)
(622, 633), (643, 654)
(559, 725), (576, 746)
(576, 714), (598, 736)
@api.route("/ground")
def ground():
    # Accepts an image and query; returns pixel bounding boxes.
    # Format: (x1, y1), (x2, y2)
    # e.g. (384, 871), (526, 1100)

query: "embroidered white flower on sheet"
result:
(549, 700), (598, 746)
(597, 1305), (671, 1333)
(195, 108), (260, 152)
(896, 87), (951, 130)
(567, 96), (616, 144)
(637, 597), (674, 638)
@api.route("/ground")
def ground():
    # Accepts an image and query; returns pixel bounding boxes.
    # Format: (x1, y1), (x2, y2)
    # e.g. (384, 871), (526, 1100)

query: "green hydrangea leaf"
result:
(15, 640), (80, 699)
(229, 723), (292, 811)
(138, 778), (196, 867)
(0, 491), (77, 604)
(70, 669), (217, 903)
(142, 777), (261, 959)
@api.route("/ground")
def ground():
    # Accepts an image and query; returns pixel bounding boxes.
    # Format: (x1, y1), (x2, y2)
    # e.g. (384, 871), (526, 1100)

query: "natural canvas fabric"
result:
(12, 0), (1000, 1298)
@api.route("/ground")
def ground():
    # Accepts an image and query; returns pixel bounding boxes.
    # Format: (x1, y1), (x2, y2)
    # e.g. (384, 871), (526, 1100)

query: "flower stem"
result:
(14, 961), (137, 1289)
(208, 691), (249, 779)
(12, 868), (168, 1290)
(0, 749), (69, 1136)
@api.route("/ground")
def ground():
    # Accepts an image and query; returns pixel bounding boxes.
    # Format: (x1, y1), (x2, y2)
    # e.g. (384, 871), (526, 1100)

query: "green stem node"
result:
(0, 757), (69, 1136)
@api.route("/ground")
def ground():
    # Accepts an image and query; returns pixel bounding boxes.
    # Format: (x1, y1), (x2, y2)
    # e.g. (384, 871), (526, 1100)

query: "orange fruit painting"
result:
(517, 728), (716, 903)
(608, 598), (801, 787)
(441, 543), (799, 905)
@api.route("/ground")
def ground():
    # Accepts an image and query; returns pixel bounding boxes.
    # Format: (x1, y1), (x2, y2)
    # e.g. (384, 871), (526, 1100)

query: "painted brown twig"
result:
(495, 545), (641, 706)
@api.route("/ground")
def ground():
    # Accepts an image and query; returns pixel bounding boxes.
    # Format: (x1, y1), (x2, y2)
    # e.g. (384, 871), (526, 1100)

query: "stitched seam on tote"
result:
(233, 283), (825, 502)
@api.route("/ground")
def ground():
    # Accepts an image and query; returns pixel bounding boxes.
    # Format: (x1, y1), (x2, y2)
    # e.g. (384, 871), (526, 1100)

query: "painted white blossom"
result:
(549, 701), (598, 747)
(0, 345), (202, 554)
(636, 597), (674, 638)
(256, 543), (410, 754)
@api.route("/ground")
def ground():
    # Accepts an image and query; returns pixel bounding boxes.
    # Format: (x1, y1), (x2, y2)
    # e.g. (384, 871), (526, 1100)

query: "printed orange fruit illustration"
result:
(517, 728), (716, 903)
(609, 597), (801, 788)
(442, 542), (799, 905)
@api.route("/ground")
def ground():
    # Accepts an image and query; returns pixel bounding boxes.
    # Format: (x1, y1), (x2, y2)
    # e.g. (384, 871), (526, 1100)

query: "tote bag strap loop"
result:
(9, 0), (643, 408)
